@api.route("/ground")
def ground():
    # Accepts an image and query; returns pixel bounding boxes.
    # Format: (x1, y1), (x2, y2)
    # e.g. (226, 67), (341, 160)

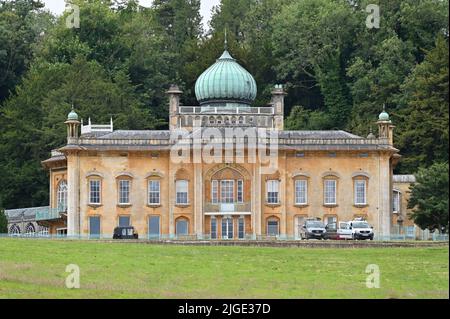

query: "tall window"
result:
(354, 180), (367, 205)
(211, 180), (219, 204)
(176, 218), (189, 236)
(295, 180), (307, 205)
(266, 180), (279, 204)
(148, 180), (160, 205)
(176, 180), (188, 204)
(89, 180), (101, 204)
(57, 180), (68, 211)
(238, 217), (245, 239)
(393, 191), (401, 213)
(220, 180), (234, 203)
(324, 180), (337, 205)
(222, 217), (233, 239)
(210, 217), (217, 239)
(237, 180), (244, 203)
(118, 180), (130, 204)
(89, 216), (101, 238)
(267, 219), (279, 236)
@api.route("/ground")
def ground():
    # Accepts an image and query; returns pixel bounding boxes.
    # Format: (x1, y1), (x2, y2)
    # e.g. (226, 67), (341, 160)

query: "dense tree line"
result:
(0, 0), (448, 213)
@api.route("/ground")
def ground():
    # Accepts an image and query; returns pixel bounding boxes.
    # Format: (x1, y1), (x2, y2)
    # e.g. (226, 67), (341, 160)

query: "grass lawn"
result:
(0, 238), (448, 299)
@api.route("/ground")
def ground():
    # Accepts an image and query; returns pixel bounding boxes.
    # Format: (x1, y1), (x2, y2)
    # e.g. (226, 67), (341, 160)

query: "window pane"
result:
(176, 219), (188, 236)
(238, 217), (245, 239)
(220, 180), (234, 203)
(57, 181), (68, 211)
(324, 180), (336, 204)
(119, 216), (130, 227)
(295, 180), (307, 204)
(119, 180), (130, 204)
(355, 180), (366, 205)
(176, 180), (188, 204)
(267, 180), (279, 204)
(237, 180), (244, 203)
(211, 180), (219, 204)
(211, 218), (217, 239)
(148, 216), (160, 239)
(89, 216), (100, 238)
(222, 217), (233, 239)
(90, 180), (101, 204)
(148, 180), (160, 204)
(267, 220), (279, 236)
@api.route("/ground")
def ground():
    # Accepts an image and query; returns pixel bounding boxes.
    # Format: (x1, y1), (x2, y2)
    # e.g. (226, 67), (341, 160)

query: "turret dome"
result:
(67, 108), (79, 121)
(195, 50), (257, 106)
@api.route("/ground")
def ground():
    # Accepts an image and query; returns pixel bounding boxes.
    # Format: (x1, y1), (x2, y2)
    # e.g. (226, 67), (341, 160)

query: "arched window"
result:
(267, 218), (279, 236)
(57, 180), (68, 211)
(9, 224), (21, 236)
(176, 218), (189, 236)
(25, 223), (35, 236)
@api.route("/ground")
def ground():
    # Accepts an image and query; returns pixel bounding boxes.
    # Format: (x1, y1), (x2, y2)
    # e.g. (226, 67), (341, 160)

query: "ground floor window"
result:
(267, 219), (279, 236)
(222, 217), (233, 239)
(210, 217), (217, 239)
(176, 218), (189, 237)
(56, 228), (67, 237)
(38, 226), (49, 237)
(148, 216), (160, 239)
(238, 217), (245, 239)
(25, 223), (35, 236)
(89, 216), (101, 239)
(119, 216), (130, 227)
(9, 224), (21, 236)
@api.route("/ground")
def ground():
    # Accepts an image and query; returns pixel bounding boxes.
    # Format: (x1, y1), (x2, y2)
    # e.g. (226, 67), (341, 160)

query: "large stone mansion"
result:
(7, 47), (417, 240)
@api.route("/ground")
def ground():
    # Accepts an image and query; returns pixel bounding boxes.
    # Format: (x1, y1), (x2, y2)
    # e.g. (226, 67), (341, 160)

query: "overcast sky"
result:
(42, 0), (220, 27)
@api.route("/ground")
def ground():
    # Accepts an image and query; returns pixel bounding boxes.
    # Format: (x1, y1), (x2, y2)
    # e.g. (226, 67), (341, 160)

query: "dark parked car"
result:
(324, 222), (353, 240)
(113, 226), (139, 239)
(299, 220), (326, 240)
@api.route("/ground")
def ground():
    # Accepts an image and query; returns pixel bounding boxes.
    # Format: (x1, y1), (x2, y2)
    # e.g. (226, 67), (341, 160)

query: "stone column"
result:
(67, 152), (80, 237)
(168, 164), (175, 238)
(280, 153), (287, 237)
(378, 153), (392, 239)
(194, 163), (203, 238)
(253, 164), (262, 237)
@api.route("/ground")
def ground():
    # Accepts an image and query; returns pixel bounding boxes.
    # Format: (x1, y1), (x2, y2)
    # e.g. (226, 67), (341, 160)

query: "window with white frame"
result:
(324, 179), (337, 205)
(211, 180), (219, 204)
(393, 190), (401, 213)
(89, 179), (101, 204)
(176, 180), (188, 204)
(118, 180), (130, 204)
(148, 180), (160, 205)
(295, 180), (307, 205)
(57, 180), (68, 211)
(266, 180), (279, 204)
(354, 179), (367, 205)
(237, 180), (244, 203)
(220, 180), (234, 203)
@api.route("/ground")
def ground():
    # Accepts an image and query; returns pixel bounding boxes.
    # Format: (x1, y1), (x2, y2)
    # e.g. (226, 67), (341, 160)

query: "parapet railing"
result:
(35, 205), (67, 221)
(179, 106), (275, 115)
(203, 202), (252, 213)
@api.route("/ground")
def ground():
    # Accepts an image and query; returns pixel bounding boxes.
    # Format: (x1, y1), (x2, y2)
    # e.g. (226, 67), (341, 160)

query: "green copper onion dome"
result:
(195, 50), (257, 106)
(67, 107), (79, 121)
(378, 105), (390, 121)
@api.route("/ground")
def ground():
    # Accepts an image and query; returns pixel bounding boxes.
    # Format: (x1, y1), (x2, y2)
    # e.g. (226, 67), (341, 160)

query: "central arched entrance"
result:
(204, 164), (252, 239)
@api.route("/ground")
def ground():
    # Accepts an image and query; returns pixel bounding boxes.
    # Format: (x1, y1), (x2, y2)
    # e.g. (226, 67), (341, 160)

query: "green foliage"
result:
(407, 162), (449, 233)
(0, 0), (52, 102)
(285, 106), (332, 130)
(396, 36), (449, 173)
(0, 0), (448, 209)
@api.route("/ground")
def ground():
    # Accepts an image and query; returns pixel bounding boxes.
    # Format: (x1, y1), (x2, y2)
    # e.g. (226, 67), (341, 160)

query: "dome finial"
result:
(224, 27), (228, 51)
(378, 103), (390, 121)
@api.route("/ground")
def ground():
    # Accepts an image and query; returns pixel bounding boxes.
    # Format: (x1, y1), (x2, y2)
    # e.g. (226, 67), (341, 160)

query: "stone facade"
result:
(38, 48), (405, 240)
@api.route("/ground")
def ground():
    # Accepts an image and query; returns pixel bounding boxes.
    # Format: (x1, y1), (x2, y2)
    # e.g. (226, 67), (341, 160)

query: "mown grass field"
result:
(0, 238), (448, 299)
